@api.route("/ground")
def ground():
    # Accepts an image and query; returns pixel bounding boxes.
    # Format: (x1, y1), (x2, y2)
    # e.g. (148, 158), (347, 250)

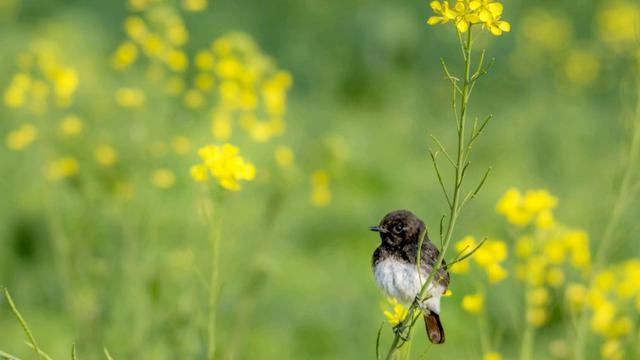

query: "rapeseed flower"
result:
(45, 157), (79, 180)
(191, 143), (255, 191)
(382, 298), (408, 326)
(427, 0), (510, 36)
(310, 170), (331, 207)
(461, 293), (483, 315)
(6, 124), (37, 151)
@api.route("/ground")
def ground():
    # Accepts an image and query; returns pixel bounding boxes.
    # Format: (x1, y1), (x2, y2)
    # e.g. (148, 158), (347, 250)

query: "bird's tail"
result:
(423, 312), (445, 344)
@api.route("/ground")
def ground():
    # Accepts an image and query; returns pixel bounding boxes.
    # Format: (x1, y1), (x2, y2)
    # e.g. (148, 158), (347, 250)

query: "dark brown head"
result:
(370, 210), (425, 246)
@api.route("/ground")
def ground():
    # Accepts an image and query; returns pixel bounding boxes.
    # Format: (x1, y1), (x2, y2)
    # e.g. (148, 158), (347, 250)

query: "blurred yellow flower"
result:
(566, 283), (587, 309)
(190, 164), (208, 182)
(94, 145), (118, 167)
(165, 49), (188, 72)
(601, 339), (623, 360)
(195, 50), (215, 70)
(6, 123), (37, 151)
(182, 0), (207, 12)
(111, 41), (138, 70)
(461, 293), (483, 315)
(45, 157), (79, 180)
(116, 87), (145, 107)
(546, 267), (565, 288)
(310, 170), (331, 207)
(483, 352), (502, 360)
(151, 168), (176, 189)
(564, 49), (600, 87)
(192, 143), (255, 191)
(184, 89), (204, 109)
(58, 115), (83, 137)
(382, 298), (408, 326)
(526, 307), (547, 327)
(275, 145), (294, 168)
(496, 188), (557, 227)
(171, 136), (192, 155)
(596, 2), (640, 51)
(528, 287), (549, 306)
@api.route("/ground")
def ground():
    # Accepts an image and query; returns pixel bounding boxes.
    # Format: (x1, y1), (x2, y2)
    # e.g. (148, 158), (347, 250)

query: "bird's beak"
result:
(369, 226), (380, 232)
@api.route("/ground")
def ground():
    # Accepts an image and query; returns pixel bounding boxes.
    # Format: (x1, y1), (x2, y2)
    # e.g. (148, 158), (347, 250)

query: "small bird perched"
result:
(370, 209), (450, 344)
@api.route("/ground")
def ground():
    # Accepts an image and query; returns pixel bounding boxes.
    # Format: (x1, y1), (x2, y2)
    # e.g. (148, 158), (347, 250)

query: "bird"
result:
(370, 209), (450, 344)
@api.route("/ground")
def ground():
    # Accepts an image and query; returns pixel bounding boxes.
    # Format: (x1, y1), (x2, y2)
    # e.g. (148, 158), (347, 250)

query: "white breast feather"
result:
(373, 258), (445, 314)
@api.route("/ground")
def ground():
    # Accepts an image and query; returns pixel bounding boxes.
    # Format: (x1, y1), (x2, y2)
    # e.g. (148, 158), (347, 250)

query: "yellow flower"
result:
(485, 263), (508, 283)
(57, 115), (82, 137)
(526, 307), (547, 327)
(523, 190), (557, 212)
(151, 168), (176, 189)
(94, 145), (117, 167)
(544, 239), (566, 264)
(183, 89), (204, 109)
(449, 260), (470, 274)
(192, 143), (255, 191)
(194, 73), (214, 91)
(546, 267), (565, 288)
(275, 145), (294, 168)
(596, 2), (640, 51)
(515, 236), (533, 258)
(51, 67), (78, 106)
(311, 170), (331, 207)
(115, 87), (145, 107)
(535, 209), (555, 229)
(483, 352), (502, 360)
(165, 49), (188, 72)
(528, 287), (549, 306)
(171, 136), (192, 155)
(601, 340), (623, 360)
(383, 298), (408, 326)
(427, 1), (459, 26)
(111, 42), (138, 70)
(45, 157), (79, 180)
(6, 124), (37, 151)
(195, 50), (215, 70)
(564, 49), (600, 86)
(590, 300), (616, 335)
(455, 235), (477, 253)
(182, 0), (207, 12)
(461, 293), (483, 315)
(190, 164), (208, 182)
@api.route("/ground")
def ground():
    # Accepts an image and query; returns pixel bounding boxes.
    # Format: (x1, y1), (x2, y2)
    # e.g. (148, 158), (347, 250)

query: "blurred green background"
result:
(1, 0), (639, 359)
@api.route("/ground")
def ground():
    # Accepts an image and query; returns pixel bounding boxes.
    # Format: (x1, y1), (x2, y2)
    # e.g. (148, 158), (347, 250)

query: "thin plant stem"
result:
(200, 188), (223, 360)
(2, 288), (45, 360)
(384, 27), (480, 360)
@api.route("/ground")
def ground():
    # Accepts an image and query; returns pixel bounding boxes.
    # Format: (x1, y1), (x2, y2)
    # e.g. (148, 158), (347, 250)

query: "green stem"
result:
(202, 190), (222, 360)
(574, 53), (640, 360)
(384, 27), (475, 360)
(3, 288), (45, 360)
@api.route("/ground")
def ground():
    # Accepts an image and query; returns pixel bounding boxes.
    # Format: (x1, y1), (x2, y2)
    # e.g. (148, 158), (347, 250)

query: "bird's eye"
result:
(393, 224), (404, 234)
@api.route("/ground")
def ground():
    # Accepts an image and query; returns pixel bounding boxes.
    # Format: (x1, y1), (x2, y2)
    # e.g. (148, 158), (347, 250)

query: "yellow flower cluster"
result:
(496, 188), (591, 328)
(596, 2), (640, 52)
(451, 236), (508, 284)
(128, 0), (207, 13)
(585, 259), (640, 352)
(382, 297), (408, 326)
(5, 123), (37, 151)
(427, 0), (510, 36)
(310, 170), (331, 208)
(200, 33), (293, 143)
(496, 188), (557, 228)
(3, 44), (78, 113)
(112, 5), (189, 73)
(190, 143), (256, 191)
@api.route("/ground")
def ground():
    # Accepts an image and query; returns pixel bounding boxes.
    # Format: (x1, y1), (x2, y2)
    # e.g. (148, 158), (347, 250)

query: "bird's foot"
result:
(392, 325), (410, 341)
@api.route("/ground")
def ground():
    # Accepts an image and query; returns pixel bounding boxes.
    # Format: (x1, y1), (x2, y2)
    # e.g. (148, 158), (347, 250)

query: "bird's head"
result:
(370, 209), (425, 246)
